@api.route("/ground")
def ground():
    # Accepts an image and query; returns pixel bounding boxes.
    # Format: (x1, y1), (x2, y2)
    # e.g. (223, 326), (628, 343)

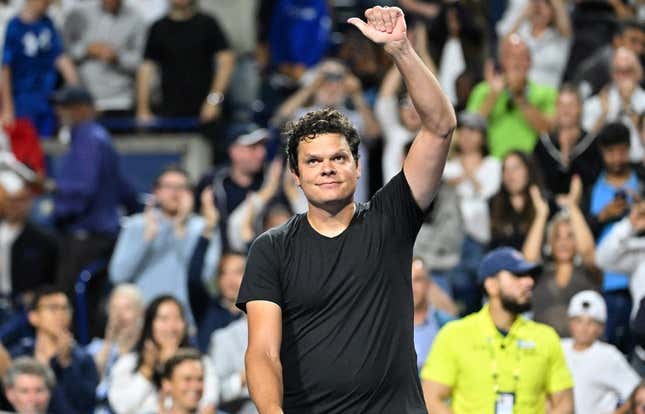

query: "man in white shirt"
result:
(562, 290), (641, 414)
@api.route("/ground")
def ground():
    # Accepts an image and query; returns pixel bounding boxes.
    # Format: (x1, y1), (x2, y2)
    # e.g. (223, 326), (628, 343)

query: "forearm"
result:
(388, 40), (455, 138)
(55, 55), (79, 85)
(211, 50), (235, 95)
(351, 92), (381, 139)
(246, 351), (283, 414)
(552, 0), (572, 37)
(275, 84), (317, 123)
(522, 212), (548, 262)
(1, 67), (14, 111)
(136, 61), (154, 113)
(478, 90), (500, 119)
(378, 65), (402, 98)
(517, 100), (552, 133)
(569, 205), (596, 262)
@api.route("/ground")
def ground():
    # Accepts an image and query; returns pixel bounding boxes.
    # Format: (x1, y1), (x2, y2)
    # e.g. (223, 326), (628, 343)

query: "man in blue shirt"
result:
(50, 86), (138, 335)
(588, 122), (644, 353)
(0, 0), (77, 137)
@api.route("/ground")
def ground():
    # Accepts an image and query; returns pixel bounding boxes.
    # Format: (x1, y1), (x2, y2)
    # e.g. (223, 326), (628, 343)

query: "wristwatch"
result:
(206, 92), (224, 106)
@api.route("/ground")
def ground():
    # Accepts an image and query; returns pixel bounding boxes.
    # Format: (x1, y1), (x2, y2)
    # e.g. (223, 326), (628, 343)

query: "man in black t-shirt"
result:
(236, 6), (456, 414)
(135, 0), (235, 122)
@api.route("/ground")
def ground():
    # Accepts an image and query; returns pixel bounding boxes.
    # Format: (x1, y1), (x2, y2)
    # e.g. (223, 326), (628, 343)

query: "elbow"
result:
(437, 115), (457, 139)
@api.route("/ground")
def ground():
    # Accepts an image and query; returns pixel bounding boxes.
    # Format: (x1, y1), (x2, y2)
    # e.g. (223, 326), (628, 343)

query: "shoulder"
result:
(113, 352), (138, 371)
(253, 215), (303, 247)
(120, 213), (146, 229)
(593, 341), (626, 360)
(528, 82), (557, 100)
(521, 318), (562, 346)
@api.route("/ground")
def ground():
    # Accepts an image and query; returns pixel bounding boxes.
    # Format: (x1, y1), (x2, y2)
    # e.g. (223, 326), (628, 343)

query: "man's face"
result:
(291, 133), (360, 210)
(170, 0), (192, 10)
(619, 28), (645, 57)
(154, 172), (191, 216)
(217, 254), (246, 303)
(556, 91), (581, 129)
(634, 387), (645, 414)
(569, 315), (603, 347)
(487, 270), (535, 314)
(6, 374), (50, 414)
(108, 293), (142, 333)
(612, 49), (643, 89)
(601, 143), (630, 175)
(27, 0), (51, 16)
(500, 40), (531, 87)
(3, 188), (32, 223)
(229, 142), (267, 177)
(28, 294), (71, 337)
(411, 260), (429, 310)
(163, 360), (204, 412)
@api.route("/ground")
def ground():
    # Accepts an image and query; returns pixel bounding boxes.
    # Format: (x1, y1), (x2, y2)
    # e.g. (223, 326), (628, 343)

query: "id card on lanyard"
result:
(495, 392), (515, 414)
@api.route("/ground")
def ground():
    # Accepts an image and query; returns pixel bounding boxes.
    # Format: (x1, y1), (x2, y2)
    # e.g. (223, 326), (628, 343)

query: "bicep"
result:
(422, 380), (453, 403)
(548, 388), (573, 412)
(403, 127), (453, 210)
(246, 301), (282, 360)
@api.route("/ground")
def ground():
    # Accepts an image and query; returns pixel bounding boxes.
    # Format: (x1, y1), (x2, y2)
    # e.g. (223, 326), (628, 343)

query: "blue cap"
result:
(49, 86), (94, 106)
(226, 123), (269, 147)
(477, 247), (541, 284)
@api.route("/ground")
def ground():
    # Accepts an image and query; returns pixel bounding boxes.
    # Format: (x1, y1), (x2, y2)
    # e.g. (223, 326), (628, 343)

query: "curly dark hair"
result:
(284, 107), (361, 176)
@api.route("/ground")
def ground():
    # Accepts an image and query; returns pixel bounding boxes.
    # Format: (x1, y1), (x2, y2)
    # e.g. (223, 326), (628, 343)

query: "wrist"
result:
(206, 92), (224, 107)
(384, 38), (413, 59)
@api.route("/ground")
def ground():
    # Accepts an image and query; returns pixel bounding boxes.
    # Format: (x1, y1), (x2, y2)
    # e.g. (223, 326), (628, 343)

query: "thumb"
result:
(347, 17), (369, 35)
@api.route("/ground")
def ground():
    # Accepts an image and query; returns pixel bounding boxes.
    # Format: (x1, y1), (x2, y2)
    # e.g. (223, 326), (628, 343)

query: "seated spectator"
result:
(9, 286), (99, 414)
(533, 84), (603, 197)
(188, 247), (245, 353)
(224, 158), (286, 253)
(411, 257), (456, 371)
(63, 0), (145, 114)
(489, 150), (544, 250)
(109, 166), (221, 317)
(583, 47), (645, 161)
(624, 382), (645, 414)
(443, 112), (501, 314)
(209, 318), (254, 414)
(3, 357), (54, 414)
(524, 177), (602, 336)
(588, 122), (643, 352)
(195, 124), (269, 247)
(160, 348), (206, 414)
(0, 0), (78, 137)
(507, 0), (572, 88)
(0, 172), (58, 321)
(268, 0), (331, 81)
(86, 284), (144, 414)
(108, 295), (218, 414)
(51, 86), (139, 334)
(596, 196), (645, 374)
(135, 0), (234, 123)
(467, 35), (556, 158)
(273, 60), (380, 202)
(574, 20), (645, 100)
(421, 247), (574, 413)
(634, 298), (645, 377)
(562, 291), (640, 414)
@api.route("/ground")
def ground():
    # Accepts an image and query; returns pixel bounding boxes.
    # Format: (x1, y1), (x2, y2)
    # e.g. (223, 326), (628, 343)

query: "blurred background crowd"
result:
(0, 0), (644, 412)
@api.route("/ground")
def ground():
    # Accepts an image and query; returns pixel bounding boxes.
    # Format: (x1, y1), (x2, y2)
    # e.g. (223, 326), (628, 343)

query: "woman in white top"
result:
(508, 0), (572, 88)
(108, 295), (218, 414)
(443, 112), (501, 315)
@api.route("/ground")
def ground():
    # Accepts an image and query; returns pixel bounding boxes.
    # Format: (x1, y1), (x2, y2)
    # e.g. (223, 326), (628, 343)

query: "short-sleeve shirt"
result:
(421, 304), (573, 414)
(237, 171), (428, 413)
(466, 81), (557, 158)
(2, 15), (62, 113)
(143, 12), (228, 117)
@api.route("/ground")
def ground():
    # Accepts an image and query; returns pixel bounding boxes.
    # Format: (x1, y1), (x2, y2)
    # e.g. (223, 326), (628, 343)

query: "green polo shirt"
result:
(420, 305), (573, 414)
(466, 81), (557, 158)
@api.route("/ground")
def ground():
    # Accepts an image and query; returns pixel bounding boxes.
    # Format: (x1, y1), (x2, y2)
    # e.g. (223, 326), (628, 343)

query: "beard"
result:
(500, 292), (532, 315)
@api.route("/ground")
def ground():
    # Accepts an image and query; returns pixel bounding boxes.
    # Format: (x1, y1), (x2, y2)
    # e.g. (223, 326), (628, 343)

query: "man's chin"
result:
(501, 297), (532, 315)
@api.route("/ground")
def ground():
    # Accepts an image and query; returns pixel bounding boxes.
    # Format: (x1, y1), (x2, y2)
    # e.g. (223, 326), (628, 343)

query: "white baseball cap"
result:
(567, 290), (607, 323)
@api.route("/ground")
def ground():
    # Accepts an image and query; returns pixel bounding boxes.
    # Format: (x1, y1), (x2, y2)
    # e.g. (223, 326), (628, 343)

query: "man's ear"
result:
(483, 277), (498, 298)
(289, 168), (301, 187)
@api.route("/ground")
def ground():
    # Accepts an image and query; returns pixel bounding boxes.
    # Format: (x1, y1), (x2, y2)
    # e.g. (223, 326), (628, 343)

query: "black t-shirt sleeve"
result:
(236, 231), (282, 313)
(370, 170), (425, 243)
(143, 21), (163, 62)
(205, 16), (229, 55)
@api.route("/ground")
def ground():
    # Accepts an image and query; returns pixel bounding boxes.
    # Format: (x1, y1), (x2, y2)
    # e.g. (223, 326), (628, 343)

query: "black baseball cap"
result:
(49, 86), (94, 106)
(226, 123), (269, 147)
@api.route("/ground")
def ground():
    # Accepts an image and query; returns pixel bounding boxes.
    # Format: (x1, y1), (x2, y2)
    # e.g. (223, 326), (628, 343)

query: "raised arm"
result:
(349, 6), (456, 210)
(522, 185), (549, 262)
(245, 300), (283, 414)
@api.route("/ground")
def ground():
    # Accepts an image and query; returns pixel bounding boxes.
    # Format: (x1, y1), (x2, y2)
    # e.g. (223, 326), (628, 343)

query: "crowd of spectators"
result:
(0, 0), (643, 412)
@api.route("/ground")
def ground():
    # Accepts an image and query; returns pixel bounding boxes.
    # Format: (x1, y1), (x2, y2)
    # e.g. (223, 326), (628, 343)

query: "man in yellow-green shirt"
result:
(421, 247), (573, 414)
(466, 35), (557, 158)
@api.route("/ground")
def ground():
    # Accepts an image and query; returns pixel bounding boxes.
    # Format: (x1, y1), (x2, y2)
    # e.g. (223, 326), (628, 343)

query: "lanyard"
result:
(487, 336), (521, 394)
